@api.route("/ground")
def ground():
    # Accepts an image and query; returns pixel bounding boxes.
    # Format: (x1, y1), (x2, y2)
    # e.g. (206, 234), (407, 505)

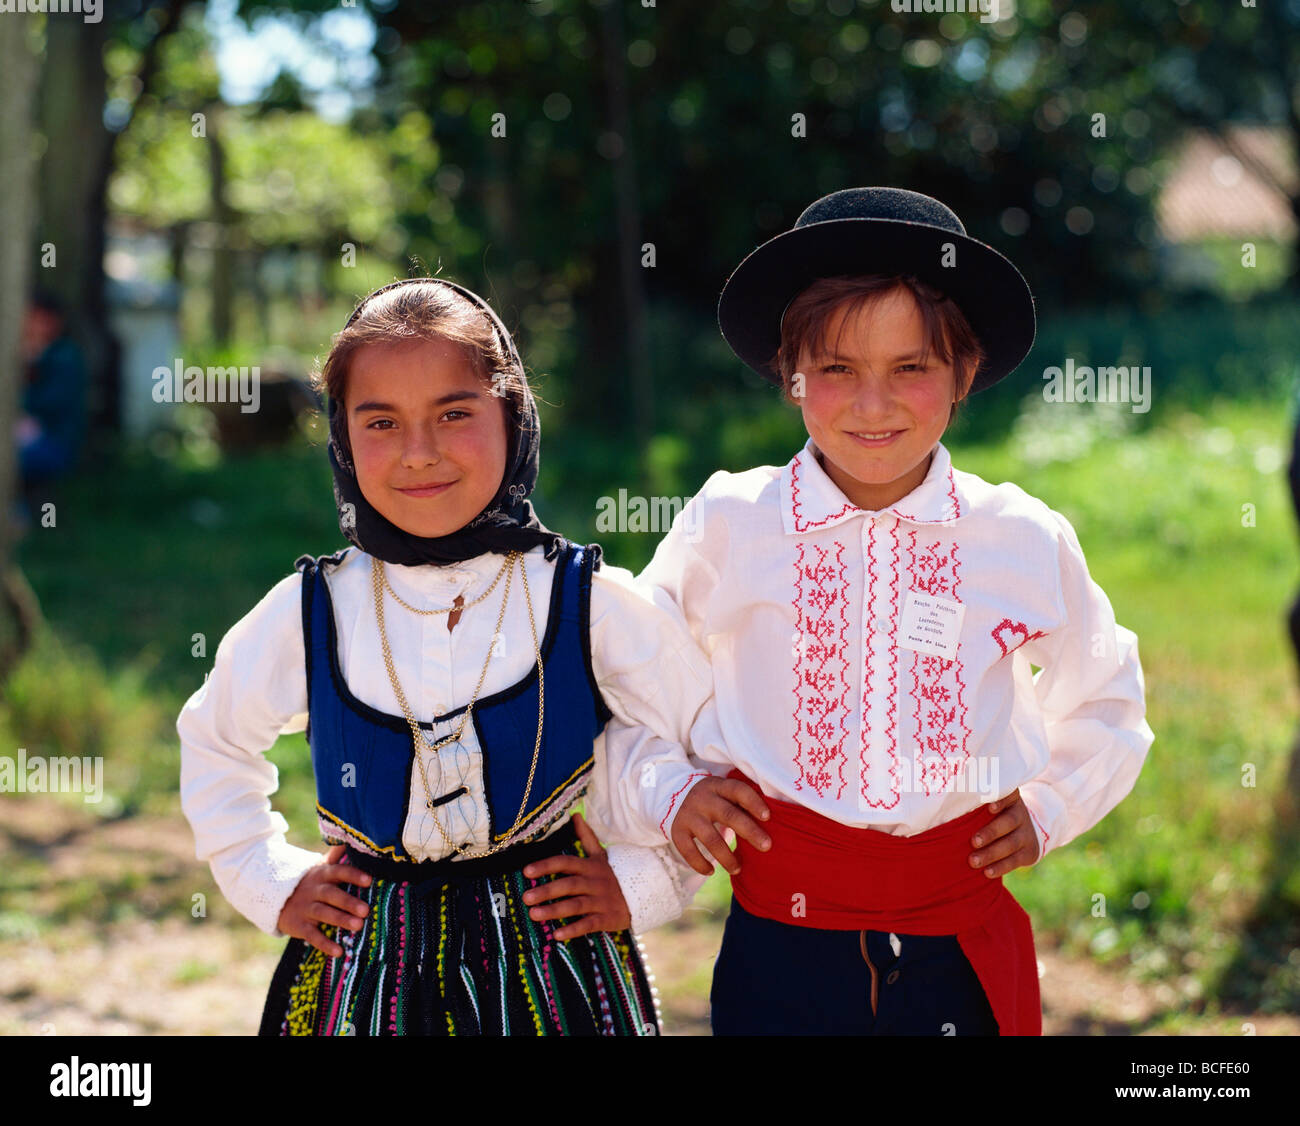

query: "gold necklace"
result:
(378, 552), (513, 616)
(372, 553), (545, 859)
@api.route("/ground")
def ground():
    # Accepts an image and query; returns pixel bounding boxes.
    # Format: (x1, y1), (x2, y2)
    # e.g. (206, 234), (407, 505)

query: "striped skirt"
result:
(258, 819), (661, 1036)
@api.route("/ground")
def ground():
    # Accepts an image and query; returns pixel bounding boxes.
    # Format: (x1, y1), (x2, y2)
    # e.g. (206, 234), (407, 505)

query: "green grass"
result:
(5, 373), (1300, 1015)
(955, 397), (1300, 1013)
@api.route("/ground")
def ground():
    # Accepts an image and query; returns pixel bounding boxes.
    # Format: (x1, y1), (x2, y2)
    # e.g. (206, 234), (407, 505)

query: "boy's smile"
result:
(795, 286), (958, 511)
(346, 337), (509, 538)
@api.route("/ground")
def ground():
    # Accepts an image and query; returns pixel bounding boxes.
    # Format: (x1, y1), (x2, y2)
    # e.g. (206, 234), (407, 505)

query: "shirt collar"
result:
(355, 545), (537, 598)
(780, 436), (965, 535)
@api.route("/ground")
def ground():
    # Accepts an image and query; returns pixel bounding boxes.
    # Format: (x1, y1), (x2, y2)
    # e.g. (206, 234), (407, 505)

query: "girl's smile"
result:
(394, 480), (457, 497)
(346, 337), (509, 538)
(796, 286), (959, 511)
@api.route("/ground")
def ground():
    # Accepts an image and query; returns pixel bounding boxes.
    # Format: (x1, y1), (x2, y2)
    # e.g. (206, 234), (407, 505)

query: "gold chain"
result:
(379, 552), (513, 616)
(372, 552), (545, 859)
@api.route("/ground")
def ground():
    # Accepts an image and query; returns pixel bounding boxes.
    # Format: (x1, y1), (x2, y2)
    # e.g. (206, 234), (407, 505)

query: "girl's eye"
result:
(821, 363), (851, 374)
(366, 410), (471, 430)
(897, 363), (926, 373)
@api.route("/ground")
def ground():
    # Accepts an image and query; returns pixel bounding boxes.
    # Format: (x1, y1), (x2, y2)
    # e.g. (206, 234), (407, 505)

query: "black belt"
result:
(342, 818), (581, 889)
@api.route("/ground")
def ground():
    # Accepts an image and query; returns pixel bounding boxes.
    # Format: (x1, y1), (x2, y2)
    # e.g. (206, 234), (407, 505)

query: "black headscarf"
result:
(326, 277), (591, 568)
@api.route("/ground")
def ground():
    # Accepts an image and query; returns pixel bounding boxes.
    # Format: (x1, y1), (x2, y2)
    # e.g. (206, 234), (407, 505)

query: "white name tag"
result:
(898, 591), (965, 660)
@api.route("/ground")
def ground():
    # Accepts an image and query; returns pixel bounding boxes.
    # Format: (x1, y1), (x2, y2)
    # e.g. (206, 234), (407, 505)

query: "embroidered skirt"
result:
(258, 820), (661, 1036)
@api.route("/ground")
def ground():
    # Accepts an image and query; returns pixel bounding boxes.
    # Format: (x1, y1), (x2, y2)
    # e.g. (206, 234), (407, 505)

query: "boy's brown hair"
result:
(312, 279), (529, 466)
(769, 274), (986, 426)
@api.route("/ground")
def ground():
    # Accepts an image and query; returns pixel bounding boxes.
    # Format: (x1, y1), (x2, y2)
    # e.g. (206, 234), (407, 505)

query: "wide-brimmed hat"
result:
(717, 186), (1036, 393)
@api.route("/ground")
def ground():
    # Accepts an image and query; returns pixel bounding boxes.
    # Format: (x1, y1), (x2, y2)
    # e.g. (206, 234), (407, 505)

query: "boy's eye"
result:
(442, 409), (471, 421)
(366, 418), (394, 430)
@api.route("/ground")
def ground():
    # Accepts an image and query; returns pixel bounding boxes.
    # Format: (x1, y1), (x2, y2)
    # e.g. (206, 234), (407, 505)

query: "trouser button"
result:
(886, 969), (900, 985)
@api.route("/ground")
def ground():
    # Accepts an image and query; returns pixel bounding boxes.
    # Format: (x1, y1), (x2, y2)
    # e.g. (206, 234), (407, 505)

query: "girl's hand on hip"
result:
(969, 788), (1041, 877)
(520, 813), (631, 940)
(276, 844), (373, 957)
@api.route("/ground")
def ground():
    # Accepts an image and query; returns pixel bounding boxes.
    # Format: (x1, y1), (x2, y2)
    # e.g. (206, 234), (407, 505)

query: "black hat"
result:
(717, 187), (1036, 394)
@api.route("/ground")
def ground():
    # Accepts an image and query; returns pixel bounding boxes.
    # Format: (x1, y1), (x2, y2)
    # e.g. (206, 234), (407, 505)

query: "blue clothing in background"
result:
(20, 334), (86, 482)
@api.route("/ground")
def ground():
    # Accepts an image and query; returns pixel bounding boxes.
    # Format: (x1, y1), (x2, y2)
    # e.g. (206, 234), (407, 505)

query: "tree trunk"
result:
(0, 15), (44, 679)
(36, 14), (119, 445)
(249, 249), (272, 346)
(169, 221), (189, 286)
(1258, 0), (1300, 292)
(482, 137), (519, 347)
(598, 0), (653, 481)
(207, 102), (236, 349)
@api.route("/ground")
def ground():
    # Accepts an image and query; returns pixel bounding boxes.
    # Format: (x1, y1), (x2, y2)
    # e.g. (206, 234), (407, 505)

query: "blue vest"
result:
(294, 544), (612, 860)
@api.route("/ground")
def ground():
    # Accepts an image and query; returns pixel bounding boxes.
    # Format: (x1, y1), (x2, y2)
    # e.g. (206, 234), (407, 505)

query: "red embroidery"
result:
(861, 519), (901, 809)
(991, 618), (1046, 659)
(1026, 803), (1052, 845)
(952, 544), (971, 794)
(902, 532), (971, 797)
(659, 772), (712, 838)
(890, 463), (962, 524)
(791, 541), (852, 798)
(912, 539), (957, 599)
(790, 451), (859, 532)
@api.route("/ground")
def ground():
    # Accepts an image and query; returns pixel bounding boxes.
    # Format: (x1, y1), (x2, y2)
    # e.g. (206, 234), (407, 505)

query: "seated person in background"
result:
(15, 289), (86, 520)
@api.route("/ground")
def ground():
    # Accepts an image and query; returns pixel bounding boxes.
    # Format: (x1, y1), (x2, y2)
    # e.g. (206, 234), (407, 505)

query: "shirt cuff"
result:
(210, 836), (327, 937)
(1019, 782), (1062, 862)
(653, 770), (712, 841)
(605, 843), (703, 934)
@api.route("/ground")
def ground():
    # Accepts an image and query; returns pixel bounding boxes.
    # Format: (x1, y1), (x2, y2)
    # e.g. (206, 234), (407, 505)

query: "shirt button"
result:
(886, 969), (901, 985)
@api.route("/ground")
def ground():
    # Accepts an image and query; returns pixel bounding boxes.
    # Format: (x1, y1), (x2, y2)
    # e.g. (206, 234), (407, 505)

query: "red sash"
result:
(726, 769), (1042, 1036)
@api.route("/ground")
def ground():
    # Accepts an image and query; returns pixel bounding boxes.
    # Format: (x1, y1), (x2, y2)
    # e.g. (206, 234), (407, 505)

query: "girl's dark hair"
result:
(770, 274), (986, 426)
(312, 279), (529, 465)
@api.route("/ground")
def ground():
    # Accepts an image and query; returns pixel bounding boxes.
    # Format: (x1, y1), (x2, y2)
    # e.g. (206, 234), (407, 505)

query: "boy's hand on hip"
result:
(969, 788), (1041, 877)
(277, 844), (373, 957)
(670, 776), (771, 877)
(520, 813), (631, 940)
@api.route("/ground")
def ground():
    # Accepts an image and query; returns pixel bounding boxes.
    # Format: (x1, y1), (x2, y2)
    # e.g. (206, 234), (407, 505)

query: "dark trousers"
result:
(710, 896), (999, 1036)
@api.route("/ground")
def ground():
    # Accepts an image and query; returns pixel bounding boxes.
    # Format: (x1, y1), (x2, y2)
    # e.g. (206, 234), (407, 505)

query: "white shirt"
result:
(608, 437), (1154, 859)
(177, 544), (710, 939)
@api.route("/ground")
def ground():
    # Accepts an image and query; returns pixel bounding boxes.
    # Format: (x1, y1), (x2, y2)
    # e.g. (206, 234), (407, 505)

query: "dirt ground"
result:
(2, 796), (1296, 1036)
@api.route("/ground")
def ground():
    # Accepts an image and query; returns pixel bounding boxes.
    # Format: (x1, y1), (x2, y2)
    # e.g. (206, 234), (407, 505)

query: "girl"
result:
(608, 186), (1155, 1035)
(178, 276), (710, 1036)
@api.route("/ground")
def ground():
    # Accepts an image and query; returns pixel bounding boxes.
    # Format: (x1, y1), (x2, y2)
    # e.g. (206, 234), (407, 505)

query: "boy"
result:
(612, 187), (1153, 1035)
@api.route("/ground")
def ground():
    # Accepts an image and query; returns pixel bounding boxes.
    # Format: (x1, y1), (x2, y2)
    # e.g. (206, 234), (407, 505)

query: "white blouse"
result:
(177, 544), (712, 939)
(607, 437), (1155, 859)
